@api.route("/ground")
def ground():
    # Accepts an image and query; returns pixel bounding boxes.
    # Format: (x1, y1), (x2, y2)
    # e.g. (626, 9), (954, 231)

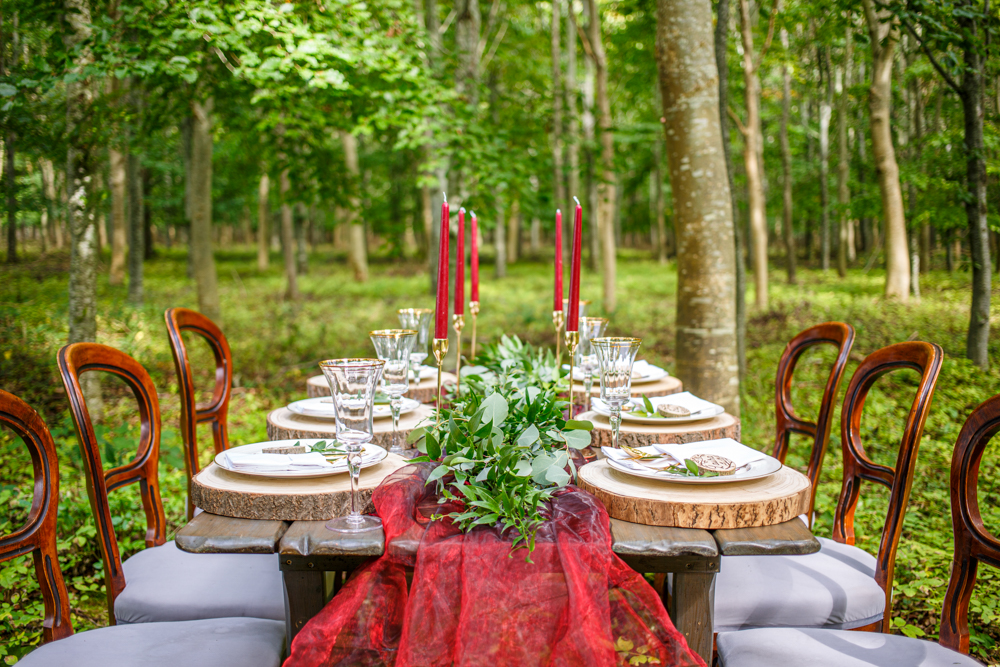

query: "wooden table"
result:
(176, 511), (818, 662)
(267, 405), (434, 451)
(578, 410), (741, 448)
(306, 373), (457, 405)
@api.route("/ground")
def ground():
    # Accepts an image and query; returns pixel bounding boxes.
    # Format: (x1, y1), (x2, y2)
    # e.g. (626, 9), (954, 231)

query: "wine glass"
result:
(592, 337), (642, 449)
(319, 358), (385, 533)
(397, 308), (433, 382)
(369, 329), (417, 456)
(562, 298), (592, 321)
(576, 317), (609, 413)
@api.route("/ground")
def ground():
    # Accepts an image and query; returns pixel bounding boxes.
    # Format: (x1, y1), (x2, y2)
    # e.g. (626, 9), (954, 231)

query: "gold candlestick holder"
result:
(432, 337), (449, 427)
(452, 314), (465, 396)
(564, 329), (580, 419)
(469, 301), (480, 358)
(552, 310), (565, 367)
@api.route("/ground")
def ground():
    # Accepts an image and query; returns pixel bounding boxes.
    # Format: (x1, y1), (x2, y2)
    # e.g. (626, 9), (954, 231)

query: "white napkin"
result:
(601, 445), (678, 471)
(224, 451), (335, 472)
(654, 438), (764, 468)
(643, 392), (722, 416)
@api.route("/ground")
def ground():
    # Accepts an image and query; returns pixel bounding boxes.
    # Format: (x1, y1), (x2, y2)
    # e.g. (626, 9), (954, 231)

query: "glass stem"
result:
(584, 371), (593, 413)
(349, 446), (361, 519)
(610, 406), (622, 449)
(390, 395), (402, 454)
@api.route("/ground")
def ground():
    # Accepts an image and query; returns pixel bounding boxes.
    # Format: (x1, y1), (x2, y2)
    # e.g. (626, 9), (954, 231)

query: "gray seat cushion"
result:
(714, 537), (886, 631)
(717, 627), (981, 667)
(115, 541), (284, 624)
(18, 617), (285, 667)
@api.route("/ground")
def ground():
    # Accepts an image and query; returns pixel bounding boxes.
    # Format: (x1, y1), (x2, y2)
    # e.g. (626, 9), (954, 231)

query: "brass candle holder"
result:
(452, 314), (465, 396)
(564, 329), (580, 419)
(552, 310), (565, 367)
(432, 337), (449, 427)
(469, 301), (480, 358)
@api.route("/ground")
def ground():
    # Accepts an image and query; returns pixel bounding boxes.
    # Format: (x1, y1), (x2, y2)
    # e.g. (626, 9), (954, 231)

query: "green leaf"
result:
(564, 419), (594, 431)
(480, 392), (509, 428)
(642, 395), (655, 413)
(516, 424), (540, 448)
(426, 465), (449, 485)
(563, 429), (592, 450)
(685, 459), (700, 475)
(0, 84), (17, 97)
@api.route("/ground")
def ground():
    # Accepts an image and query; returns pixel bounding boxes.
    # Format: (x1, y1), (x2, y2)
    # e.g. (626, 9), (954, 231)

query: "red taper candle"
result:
(455, 208), (466, 315)
(470, 212), (479, 302)
(554, 209), (563, 312)
(567, 198), (583, 332)
(435, 194), (450, 338)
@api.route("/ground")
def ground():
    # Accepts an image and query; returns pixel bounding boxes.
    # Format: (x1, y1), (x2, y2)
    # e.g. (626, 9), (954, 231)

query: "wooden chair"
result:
(773, 322), (855, 526)
(712, 341), (943, 635)
(716, 389), (995, 667)
(0, 389), (284, 667)
(57, 343), (284, 626)
(164, 307), (232, 520)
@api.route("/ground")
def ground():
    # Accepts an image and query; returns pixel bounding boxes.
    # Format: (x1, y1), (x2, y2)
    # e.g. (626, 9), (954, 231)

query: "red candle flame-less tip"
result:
(455, 208), (466, 316)
(567, 198), (583, 332)
(435, 194), (450, 338)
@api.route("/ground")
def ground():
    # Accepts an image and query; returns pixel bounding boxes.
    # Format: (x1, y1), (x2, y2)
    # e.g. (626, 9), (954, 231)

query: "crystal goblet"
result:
(592, 337), (642, 449)
(398, 308), (433, 382)
(319, 358), (385, 533)
(369, 329), (417, 456)
(576, 317), (609, 413)
(562, 298), (592, 321)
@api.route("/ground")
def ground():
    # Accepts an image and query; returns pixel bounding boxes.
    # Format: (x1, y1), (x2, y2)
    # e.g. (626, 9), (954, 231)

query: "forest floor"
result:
(1, 245), (999, 664)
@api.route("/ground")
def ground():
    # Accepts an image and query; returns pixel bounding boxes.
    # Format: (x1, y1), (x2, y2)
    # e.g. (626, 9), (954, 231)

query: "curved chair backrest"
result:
(57, 343), (166, 621)
(0, 390), (74, 643)
(164, 308), (232, 517)
(939, 394), (1000, 653)
(832, 341), (943, 632)
(773, 322), (855, 524)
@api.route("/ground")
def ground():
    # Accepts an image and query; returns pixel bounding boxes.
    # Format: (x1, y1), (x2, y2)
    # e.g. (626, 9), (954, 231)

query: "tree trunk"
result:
(494, 197), (507, 278)
(583, 54), (600, 272)
(127, 151), (143, 306)
(341, 131), (368, 282)
(190, 99), (221, 320)
(3, 15), (17, 264)
(507, 199), (520, 263)
(738, 0), (767, 310)
(108, 147), (127, 284)
(295, 202), (309, 275)
(588, 0), (616, 312)
(819, 46), (832, 272)
(566, 5), (580, 221)
(257, 172), (270, 270)
(551, 0), (565, 216)
(836, 38), (850, 278)
(779, 28), (796, 284)
(657, 0), (740, 416)
(280, 168), (298, 298)
(862, 0), (909, 300)
(40, 159), (58, 250)
(653, 136), (667, 264)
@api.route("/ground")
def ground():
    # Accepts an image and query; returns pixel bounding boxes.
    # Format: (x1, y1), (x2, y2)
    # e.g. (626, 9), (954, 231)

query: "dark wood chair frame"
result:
(772, 322), (855, 526)
(57, 343), (167, 623)
(831, 341), (943, 633)
(0, 390), (74, 643)
(164, 307), (233, 520)
(939, 393), (1000, 653)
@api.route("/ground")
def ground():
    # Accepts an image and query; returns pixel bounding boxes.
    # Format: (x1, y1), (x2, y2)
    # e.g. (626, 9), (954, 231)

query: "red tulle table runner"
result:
(285, 463), (705, 667)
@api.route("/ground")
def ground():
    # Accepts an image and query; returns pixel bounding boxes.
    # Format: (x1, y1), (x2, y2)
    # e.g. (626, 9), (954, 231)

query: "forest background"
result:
(1, 0), (1000, 664)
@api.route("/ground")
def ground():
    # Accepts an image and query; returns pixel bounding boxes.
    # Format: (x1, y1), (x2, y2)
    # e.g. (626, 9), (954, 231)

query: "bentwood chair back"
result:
(832, 340), (943, 632)
(773, 322), (855, 525)
(0, 389), (74, 644)
(164, 307), (233, 519)
(56, 342), (167, 618)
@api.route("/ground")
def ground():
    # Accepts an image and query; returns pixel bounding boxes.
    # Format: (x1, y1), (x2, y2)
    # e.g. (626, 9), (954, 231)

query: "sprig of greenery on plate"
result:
(628, 395), (666, 419)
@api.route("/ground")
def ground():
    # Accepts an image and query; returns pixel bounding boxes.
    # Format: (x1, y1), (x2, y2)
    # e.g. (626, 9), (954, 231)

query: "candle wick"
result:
(443, 192), (448, 203)
(573, 196), (581, 207)
(556, 208), (561, 214)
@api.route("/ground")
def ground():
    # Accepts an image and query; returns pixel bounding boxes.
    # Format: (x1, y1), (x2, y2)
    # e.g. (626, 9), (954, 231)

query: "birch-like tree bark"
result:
(494, 196), (507, 279)
(257, 172), (269, 270)
(587, 0), (616, 311)
(565, 5), (580, 221)
(583, 51), (599, 272)
(862, 0), (909, 300)
(279, 168), (298, 298)
(836, 33), (851, 278)
(341, 131), (369, 282)
(819, 46), (832, 272)
(109, 146), (127, 284)
(779, 28), (796, 284)
(551, 0), (565, 217)
(656, 0), (739, 415)
(127, 151), (144, 306)
(190, 99), (220, 320)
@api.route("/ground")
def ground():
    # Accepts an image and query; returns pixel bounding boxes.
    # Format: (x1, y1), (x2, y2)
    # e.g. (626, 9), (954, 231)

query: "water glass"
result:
(592, 337), (642, 449)
(369, 329), (417, 456)
(397, 308), (433, 381)
(576, 317), (609, 413)
(319, 358), (385, 533)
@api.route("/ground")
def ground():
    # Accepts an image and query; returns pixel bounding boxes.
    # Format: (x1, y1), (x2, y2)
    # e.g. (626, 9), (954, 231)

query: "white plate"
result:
(592, 394), (725, 425)
(287, 396), (422, 420)
(567, 362), (668, 385)
(215, 440), (387, 479)
(604, 444), (781, 484)
(412, 365), (436, 381)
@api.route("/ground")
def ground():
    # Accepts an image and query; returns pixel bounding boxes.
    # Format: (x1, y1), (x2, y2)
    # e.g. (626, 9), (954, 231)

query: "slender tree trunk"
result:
(779, 28), (796, 284)
(507, 199), (520, 263)
(127, 150), (143, 305)
(551, 0), (565, 216)
(583, 54), (600, 272)
(653, 137), (667, 264)
(862, 0), (909, 300)
(341, 131), (368, 282)
(836, 35), (851, 278)
(107, 147), (127, 284)
(819, 46), (832, 272)
(257, 172), (269, 270)
(295, 202), (309, 275)
(494, 196), (507, 278)
(190, 99), (220, 320)
(280, 168), (298, 298)
(588, 0), (616, 312)
(40, 159), (58, 250)
(657, 0), (739, 416)
(566, 6), (580, 218)
(3, 15), (18, 264)
(738, 0), (767, 310)
(142, 168), (153, 259)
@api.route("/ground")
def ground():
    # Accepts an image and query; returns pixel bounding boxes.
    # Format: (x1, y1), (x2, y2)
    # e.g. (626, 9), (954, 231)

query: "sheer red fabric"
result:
(286, 463), (705, 667)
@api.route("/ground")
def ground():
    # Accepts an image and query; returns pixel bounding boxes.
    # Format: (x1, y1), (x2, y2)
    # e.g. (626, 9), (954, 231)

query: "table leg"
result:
(283, 570), (326, 647)
(667, 571), (716, 664)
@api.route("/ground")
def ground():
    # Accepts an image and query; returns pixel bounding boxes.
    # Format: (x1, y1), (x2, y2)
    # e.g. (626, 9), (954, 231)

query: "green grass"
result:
(1, 244), (999, 664)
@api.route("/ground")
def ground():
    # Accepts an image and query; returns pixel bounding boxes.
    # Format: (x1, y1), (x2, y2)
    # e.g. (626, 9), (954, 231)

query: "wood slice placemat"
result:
(578, 460), (810, 529)
(306, 373), (457, 404)
(267, 405), (434, 449)
(577, 410), (740, 448)
(190, 454), (410, 521)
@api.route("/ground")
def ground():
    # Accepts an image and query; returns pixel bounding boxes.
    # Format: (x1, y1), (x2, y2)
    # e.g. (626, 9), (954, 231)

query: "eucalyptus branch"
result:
(899, 15), (961, 94)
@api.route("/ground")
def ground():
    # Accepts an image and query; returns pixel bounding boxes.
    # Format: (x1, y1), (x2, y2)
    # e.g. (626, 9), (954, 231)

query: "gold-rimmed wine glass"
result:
(592, 337), (642, 449)
(369, 329), (418, 456)
(397, 308), (433, 382)
(576, 317), (609, 413)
